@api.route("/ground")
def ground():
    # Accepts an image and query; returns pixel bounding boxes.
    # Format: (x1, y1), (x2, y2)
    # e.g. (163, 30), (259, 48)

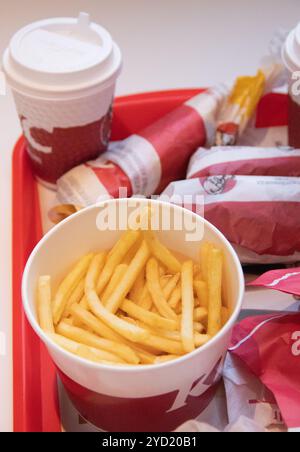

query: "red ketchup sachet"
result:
(248, 267), (300, 297)
(230, 313), (300, 431)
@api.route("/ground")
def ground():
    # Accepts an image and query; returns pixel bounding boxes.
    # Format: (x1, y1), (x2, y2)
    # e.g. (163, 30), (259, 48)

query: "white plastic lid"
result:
(2, 12), (122, 98)
(282, 22), (300, 73)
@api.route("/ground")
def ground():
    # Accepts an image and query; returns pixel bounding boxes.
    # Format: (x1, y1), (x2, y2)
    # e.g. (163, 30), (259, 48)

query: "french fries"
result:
(87, 289), (150, 342)
(96, 230), (141, 294)
(193, 280), (208, 308)
(144, 230), (181, 273)
(105, 241), (150, 313)
(49, 333), (125, 364)
(146, 258), (177, 320)
(168, 284), (181, 309)
(56, 321), (140, 364)
(181, 261), (195, 353)
(101, 264), (128, 304)
(129, 267), (145, 304)
(37, 220), (230, 366)
(120, 299), (178, 331)
(162, 273), (180, 300)
(37, 275), (54, 333)
(207, 248), (223, 336)
(52, 253), (94, 324)
(62, 279), (85, 318)
(85, 252), (107, 294)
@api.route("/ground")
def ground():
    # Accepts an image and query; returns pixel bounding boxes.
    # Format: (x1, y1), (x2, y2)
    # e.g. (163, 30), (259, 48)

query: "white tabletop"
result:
(0, 0), (299, 432)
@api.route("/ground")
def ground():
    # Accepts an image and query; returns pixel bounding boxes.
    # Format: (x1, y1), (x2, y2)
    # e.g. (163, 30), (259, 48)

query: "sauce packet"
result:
(248, 267), (300, 296)
(230, 313), (300, 431)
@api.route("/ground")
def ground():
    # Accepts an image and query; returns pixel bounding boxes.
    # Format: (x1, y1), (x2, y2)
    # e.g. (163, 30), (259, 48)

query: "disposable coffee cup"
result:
(22, 199), (244, 432)
(282, 23), (300, 148)
(3, 12), (122, 188)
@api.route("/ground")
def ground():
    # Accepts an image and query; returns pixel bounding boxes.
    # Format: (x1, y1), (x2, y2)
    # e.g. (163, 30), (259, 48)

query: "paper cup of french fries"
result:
(22, 198), (244, 432)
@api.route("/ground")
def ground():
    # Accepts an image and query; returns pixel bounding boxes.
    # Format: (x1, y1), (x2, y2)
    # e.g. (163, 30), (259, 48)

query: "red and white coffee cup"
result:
(2, 12), (122, 188)
(22, 198), (244, 432)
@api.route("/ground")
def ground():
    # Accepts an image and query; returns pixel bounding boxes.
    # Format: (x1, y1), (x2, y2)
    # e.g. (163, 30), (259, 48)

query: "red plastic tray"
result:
(12, 89), (204, 432)
(12, 88), (288, 432)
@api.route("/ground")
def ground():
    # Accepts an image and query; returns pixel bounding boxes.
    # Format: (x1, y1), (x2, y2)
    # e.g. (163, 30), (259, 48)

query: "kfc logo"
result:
(202, 175), (236, 195)
(166, 356), (223, 412)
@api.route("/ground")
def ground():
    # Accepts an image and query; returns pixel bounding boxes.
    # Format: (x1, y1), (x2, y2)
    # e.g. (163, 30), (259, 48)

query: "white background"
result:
(0, 0), (299, 432)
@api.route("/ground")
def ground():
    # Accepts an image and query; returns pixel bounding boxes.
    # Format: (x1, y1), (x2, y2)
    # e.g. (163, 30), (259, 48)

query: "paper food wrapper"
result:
(56, 85), (228, 207)
(215, 60), (285, 146)
(161, 175), (300, 264)
(187, 146), (300, 179)
(230, 313), (300, 431)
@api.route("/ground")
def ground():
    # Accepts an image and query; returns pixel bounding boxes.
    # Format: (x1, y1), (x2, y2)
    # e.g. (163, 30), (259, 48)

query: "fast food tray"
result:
(12, 89), (288, 432)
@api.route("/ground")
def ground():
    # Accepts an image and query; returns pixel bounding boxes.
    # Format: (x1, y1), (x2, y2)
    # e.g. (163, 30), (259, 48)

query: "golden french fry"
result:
(138, 285), (153, 310)
(144, 230), (181, 273)
(119, 314), (161, 355)
(158, 265), (166, 277)
(62, 279), (85, 318)
(122, 236), (143, 265)
(56, 321), (140, 364)
(193, 307), (208, 323)
(168, 284), (181, 309)
(87, 289), (150, 342)
(52, 253), (94, 325)
(96, 230), (141, 294)
(48, 333), (125, 363)
(207, 248), (223, 336)
(79, 295), (88, 309)
(194, 334), (211, 347)
(193, 280), (208, 308)
(135, 320), (202, 344)
(85, 252), (107, 294)
(129, 267), (145, 304)
(71, 304), (131, 345)
(119, 316), (180, 355)
(200, 242), (214, 282)
(193, 322), (205, 333)
(37, 275), (54, 333)
(193, 264), (202, 280)
(101, 264), (128, 304)
(155, 355), (179, 364)
(162, 273), (180, 301)
(120, 299), (178, 331)
(181, 260), (195, 353)
(146, 258), (177, 320)
(139, 333), (184, 355)
(221, 306), (230, 326)
(133, 349), (156, 365)
(175, 303), (182, 315)
(105, 241), (150, 313)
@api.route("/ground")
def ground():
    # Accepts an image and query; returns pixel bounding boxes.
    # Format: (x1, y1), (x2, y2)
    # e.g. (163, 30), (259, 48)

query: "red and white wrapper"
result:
(161, 175), (300, 264)
(230, 313), (300, 431)
(187, 146), (300, 178)
(57, 85), (228, 206)
(248, 267), (300, 296)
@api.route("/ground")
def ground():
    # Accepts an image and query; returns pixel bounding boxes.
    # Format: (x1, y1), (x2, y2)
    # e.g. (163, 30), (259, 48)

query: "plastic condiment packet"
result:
(248, 267), (300, 296)
(230, 313), (300, 430)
